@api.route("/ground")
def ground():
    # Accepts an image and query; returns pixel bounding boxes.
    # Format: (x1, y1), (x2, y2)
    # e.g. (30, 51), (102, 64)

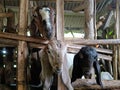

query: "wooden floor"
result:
(73, 79), (120, 90)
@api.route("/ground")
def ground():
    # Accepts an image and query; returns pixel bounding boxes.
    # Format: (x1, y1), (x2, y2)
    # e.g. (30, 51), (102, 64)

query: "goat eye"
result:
(45, 8), (50, 12)
(47, 50), (50, 53)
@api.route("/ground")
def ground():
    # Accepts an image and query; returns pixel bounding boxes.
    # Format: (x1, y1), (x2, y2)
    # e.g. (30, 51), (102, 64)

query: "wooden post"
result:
(17, 0), (28, 90)
(6, 9), (16, 33)
(7, 9), (15, 28)
(113, 45), (118, 79)
(113, 0), (120, 80)
(116, 0), (120, 79)
(117, 0), (120, 78)
(56, 0), (67, 90)
(0, 4), (3, 32)
(56, 0), (64, 41)
(84, 0), (95, 39)
(94, 0), (97, 39)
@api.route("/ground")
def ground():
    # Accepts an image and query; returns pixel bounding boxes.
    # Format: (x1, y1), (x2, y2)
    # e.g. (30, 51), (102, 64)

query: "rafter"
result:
(0, 32), (49, 45)
(0, 12), (13, 17)
(65, 38), (120, 45)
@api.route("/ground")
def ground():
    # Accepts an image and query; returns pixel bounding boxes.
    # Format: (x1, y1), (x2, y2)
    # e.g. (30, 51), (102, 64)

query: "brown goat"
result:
(29, 6), (55, 40)
(39, 40), (73, 90)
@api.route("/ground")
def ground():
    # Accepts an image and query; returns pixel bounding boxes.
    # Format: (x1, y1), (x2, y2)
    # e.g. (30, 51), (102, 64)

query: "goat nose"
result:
(57, 68), (61, 71)
(42, 20), (46, 25)
(56, 66), (61, 71)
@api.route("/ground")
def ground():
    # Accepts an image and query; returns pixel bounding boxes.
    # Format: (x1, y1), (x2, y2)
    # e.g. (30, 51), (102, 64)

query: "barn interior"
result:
(0, 0), (120, 90)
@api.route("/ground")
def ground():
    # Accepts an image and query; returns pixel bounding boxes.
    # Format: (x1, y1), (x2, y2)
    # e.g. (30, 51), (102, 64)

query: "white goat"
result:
(39, 40), (73, 90)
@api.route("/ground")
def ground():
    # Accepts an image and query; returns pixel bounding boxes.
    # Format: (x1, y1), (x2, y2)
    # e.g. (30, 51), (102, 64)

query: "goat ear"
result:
(32, 6), (37, 14)
(93, 61), (103, 87)
(33, 6), (37, 10)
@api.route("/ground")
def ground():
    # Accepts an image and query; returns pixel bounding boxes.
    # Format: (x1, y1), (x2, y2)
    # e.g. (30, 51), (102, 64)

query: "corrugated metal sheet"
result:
(65, 14), (84, 29)
(0, 0), (82, 10)
(0, 0), (20, 7)
(0, 0), (117, 31)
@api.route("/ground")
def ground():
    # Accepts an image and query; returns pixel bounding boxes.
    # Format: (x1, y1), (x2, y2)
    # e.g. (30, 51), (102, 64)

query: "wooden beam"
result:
(56, 0), (64, 41)
(30, 0), (84, 1)
(113, 0), (120, 80)
(0, 12), (13, 17)
(113, 46), (118, 79)
(0, 38), (46, 49)
(17, 0), (28, 90)
(95, 47), (112, 55)
(73, 79), (120, 90)
(65, 39), (120, 45)
(98, 53), (112, 61)
(0, 38), (17, 46)
(94, 0), (97, 39)
(64, 0), (83, 1)
(84, 0), (95, 39)
(56, 0), (67, 89)
(0, 4), (3, 31)
(67, 44), (113, 55)
(0, 32), (49, 45)
(7, 9), (15, 29)
(117, 0), (120, 81)
(28, 42), (46, 49)
(72, 2), (85, 12)
(30, 0), (55, 1)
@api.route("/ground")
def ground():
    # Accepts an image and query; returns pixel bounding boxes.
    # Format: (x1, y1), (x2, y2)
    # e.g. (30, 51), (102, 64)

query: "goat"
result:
(29, 6), (55, 40)
(40, 40), (73, 90)
(71, 46), (103, 87)
(30, 50), (41, 85)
